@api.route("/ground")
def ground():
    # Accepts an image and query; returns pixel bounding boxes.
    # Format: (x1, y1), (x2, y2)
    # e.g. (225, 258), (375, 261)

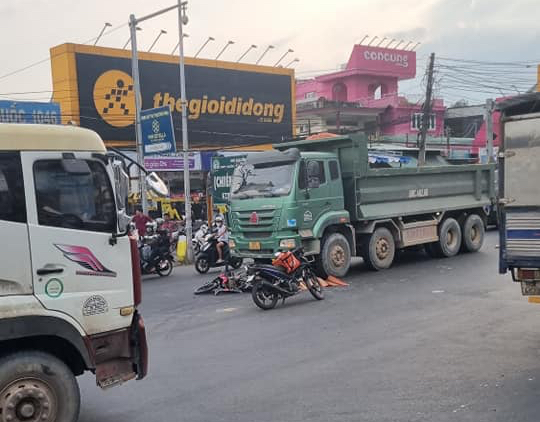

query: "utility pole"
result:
(419, 52), (435, 166)
(485, 98), (494, 163)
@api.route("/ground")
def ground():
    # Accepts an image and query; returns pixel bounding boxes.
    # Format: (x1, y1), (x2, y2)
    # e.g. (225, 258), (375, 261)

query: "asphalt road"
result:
(78, 231), (540, 422)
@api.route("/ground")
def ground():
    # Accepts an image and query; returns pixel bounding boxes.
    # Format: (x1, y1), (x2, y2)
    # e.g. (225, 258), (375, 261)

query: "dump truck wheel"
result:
(319, 233), (351, 278)
(432, 217), (462, 257)
(363, 227), (395, 270)
(461, 214), (485, 252)
(0, 351), (80, 422)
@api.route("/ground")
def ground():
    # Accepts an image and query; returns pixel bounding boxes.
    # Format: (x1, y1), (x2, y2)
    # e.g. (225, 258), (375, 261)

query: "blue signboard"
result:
(0, 101), (61, 124)
(141, 106), (176, 156)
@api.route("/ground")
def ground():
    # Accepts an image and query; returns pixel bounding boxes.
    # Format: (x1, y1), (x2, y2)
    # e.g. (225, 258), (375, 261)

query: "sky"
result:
(0, 0), (539, 106)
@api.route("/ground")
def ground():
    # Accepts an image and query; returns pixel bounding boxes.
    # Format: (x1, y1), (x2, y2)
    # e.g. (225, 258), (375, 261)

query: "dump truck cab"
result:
(228, 148), (347, 261)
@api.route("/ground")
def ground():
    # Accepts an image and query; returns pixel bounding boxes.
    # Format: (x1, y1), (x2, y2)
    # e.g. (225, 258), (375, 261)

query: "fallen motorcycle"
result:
(194, 267), (252, 295)
(248, 247), (324, 310)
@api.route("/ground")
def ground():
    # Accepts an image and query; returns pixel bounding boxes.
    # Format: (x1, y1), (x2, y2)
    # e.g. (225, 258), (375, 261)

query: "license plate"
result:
(249, 241), (261, 250)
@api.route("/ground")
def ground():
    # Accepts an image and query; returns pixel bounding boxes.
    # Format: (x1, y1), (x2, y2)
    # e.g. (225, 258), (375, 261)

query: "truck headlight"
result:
(279, 238), (296, 249)
(229, 239), (236, 249)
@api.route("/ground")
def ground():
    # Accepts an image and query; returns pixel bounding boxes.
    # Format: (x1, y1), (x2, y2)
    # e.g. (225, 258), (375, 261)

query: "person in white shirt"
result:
(215, 215), (228, 263)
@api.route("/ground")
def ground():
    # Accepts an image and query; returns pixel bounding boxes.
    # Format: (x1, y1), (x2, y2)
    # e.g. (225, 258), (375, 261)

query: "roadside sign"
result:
(143, 152), (202, 172)
(0, 101), (61, 124)
(141, 106), (176, 156)
(211, 155), (246, 204)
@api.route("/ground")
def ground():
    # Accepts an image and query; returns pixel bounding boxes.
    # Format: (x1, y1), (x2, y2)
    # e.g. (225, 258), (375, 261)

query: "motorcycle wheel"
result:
(229, 257), (243, 269)
(304, 269), (324, 300)
(156, 258), (173, 277)
(195, 257), (210, 274)
(194, 279), (219, 295)
(251, 282), (279, 310)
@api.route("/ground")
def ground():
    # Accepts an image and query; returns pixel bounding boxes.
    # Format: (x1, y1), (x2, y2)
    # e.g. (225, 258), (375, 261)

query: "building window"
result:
(411, 113), (436, 131)
(305, 91), (316, 99)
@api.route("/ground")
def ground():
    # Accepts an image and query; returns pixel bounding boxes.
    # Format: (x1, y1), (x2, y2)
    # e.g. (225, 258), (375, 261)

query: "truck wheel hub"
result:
(446, 231), (456, 247)
(375, 239), (389, 259)
(1, 379), (56, 422)
(330, 245), (345, 267)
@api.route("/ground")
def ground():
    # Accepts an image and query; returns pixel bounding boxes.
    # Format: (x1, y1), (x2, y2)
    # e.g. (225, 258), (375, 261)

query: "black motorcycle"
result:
(194, 233), (243, 274)
(139, 236), (174, 277)
(248, 247), (324, 310)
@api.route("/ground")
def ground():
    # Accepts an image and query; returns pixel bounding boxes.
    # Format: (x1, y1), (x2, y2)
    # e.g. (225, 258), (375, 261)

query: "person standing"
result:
(132, 207), (152, 236)
(215, 215), (228, 263)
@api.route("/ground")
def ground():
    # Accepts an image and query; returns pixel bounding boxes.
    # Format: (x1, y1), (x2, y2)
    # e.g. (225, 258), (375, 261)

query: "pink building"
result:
(296, 44), (445, 137)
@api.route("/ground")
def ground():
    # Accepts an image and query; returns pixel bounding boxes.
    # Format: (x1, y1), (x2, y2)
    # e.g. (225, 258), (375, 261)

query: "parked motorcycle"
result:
(139, 235), (174, 277)
(195, 233), (243, 274)
(248, 247), (324, 310)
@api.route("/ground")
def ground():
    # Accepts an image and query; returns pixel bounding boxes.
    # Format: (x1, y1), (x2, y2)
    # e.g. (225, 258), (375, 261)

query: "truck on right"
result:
(498, 93), (540, 296)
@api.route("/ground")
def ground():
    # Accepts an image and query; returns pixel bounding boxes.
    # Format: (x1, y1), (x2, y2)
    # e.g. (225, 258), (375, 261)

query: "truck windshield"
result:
(231, 162), (295, 199)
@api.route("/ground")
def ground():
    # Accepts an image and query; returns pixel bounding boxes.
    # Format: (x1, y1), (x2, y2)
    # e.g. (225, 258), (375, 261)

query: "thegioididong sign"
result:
(50, 43), (295, 148)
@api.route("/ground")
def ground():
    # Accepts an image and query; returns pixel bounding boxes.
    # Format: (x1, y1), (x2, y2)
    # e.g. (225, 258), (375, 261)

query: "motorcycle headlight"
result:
(229, 239), (236, 249)
(279, 238), (296, 249)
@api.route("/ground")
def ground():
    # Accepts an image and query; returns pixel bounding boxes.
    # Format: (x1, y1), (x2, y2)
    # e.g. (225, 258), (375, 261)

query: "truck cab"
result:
(228, 148), (351, 274)
(0, 124), (163, 422)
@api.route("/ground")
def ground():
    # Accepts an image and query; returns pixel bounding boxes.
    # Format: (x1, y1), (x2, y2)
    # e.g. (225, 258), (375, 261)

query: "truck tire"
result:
(362, 227), (395, 270)
(461, 214), (485, 253)
(430, 217), (462, 258)
(0, 351), (80, 422)
(318, 233), (351, 278)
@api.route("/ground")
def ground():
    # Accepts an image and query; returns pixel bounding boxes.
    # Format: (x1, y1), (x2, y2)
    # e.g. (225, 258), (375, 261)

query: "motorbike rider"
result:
(144, 218), (170, 270)
(215, 215), (228, 264)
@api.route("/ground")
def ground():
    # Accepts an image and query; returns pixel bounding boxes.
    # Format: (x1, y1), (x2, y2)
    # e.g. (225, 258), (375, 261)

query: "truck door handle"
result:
(36, 267), (64, 276)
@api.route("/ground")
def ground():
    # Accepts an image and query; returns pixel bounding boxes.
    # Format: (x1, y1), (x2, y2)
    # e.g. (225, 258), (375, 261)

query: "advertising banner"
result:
(347, 45), (416, 79)
(0, 101), (61, 124)
(50, 44), (294, 148)
(143, 152), (201, 172)
(141, 106), (176, 156)
(211, 155), (246, 204)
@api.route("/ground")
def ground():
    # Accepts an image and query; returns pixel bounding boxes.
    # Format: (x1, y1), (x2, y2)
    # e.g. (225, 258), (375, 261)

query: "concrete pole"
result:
(177, 0), (193, 262)
(485, 98), (494, 163)
(129, 14), (148, 214)
(419, 53), (435, 166)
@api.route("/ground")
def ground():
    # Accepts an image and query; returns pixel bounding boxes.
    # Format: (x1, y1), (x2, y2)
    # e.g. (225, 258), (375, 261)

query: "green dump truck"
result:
(228, 134), (496, 277)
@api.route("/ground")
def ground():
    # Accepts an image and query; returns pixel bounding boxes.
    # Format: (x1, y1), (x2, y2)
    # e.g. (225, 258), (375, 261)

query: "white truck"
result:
(498, 93), (540, 298)
(0, 124), (166, 422)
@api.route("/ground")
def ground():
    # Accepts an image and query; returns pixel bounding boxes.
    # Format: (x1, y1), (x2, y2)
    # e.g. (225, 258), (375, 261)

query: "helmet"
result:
(146, 221), (157, 235)
(215, 215), (224, 223)
(155, 217), (165, 228)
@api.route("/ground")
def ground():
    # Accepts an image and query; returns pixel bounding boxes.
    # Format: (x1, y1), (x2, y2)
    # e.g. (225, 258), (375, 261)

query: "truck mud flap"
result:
(90, 312), (148, 389)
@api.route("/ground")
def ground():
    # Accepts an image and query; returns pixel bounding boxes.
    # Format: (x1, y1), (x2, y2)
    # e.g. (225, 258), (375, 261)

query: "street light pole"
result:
(172, 33), (189, 55)
(215, 40), (234, 60)
(274, 48), (293, 67)
(149, 29), (167, 52)
(194, 36), (215, 58)
(123, 26), (142, 49)
(177, 0), (194, 263)
(94, 22), (112, 46)
(129, 14), (148, 214)
(237, 44), (257, 62)
(255, 45), (274, 65)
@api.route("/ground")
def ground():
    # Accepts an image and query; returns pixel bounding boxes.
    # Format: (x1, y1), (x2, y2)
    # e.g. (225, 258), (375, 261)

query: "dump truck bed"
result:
(275, 134), (495, 222)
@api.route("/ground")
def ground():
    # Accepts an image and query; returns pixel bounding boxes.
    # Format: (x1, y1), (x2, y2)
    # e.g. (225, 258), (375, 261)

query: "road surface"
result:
(79, 231), (540, 422)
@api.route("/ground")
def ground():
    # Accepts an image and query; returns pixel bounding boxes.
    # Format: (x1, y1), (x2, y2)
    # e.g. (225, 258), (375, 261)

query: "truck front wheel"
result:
(318, 233), (351, 278)
(362, 227), (395, 270)
(0, 351), (80, 422)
